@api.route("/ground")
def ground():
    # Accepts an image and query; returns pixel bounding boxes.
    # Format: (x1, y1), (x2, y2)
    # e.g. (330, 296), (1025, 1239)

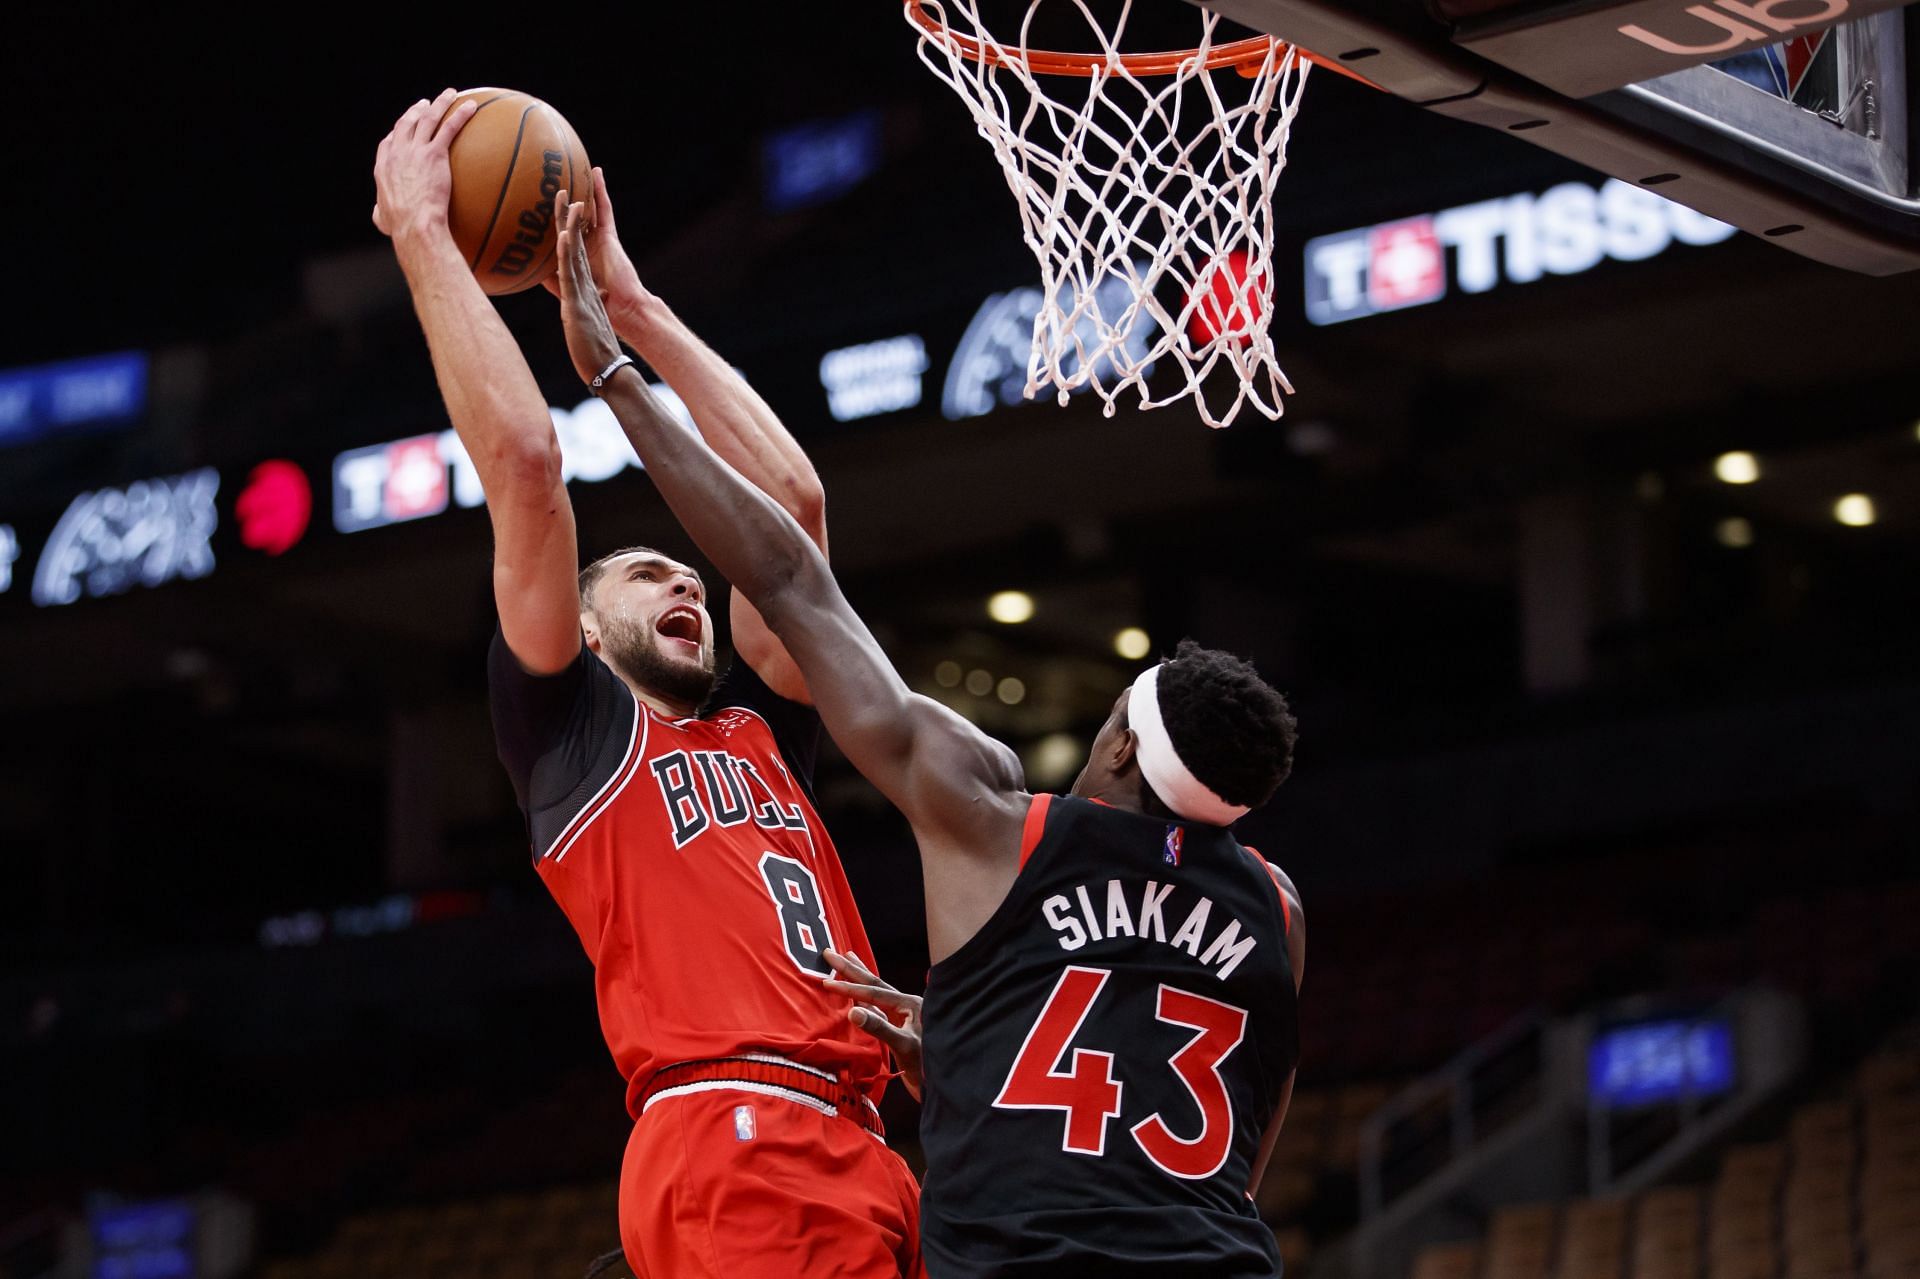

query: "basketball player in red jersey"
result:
(372, 92), (920, 1279)
(552, 195), (1307, 1277)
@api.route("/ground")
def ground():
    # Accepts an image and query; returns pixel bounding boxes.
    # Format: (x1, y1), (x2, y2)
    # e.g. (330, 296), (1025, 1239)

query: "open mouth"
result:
(655, 605), (703, 656)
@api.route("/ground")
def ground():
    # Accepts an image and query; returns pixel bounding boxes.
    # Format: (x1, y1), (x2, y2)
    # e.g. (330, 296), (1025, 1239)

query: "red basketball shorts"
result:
(618, 1087), (925, 1279)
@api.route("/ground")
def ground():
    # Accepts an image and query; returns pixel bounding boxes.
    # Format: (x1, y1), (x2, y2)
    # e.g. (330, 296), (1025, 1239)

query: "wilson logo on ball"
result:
(445, 89), (592, 296)
(492, 150), (566, 279)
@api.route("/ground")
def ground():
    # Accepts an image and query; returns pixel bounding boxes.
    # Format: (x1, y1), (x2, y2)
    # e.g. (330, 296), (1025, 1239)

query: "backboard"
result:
(1201, 0), (1920, 273)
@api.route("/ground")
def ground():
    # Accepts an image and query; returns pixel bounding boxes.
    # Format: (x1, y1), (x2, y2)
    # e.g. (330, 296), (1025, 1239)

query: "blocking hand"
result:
(822, 949), (924, 1103)
(543, 167), (647, 327)
(553, 193), (625, 387)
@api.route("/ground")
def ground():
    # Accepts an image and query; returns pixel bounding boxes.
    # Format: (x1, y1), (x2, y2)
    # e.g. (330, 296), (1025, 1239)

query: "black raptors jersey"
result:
(919, 794), (1300, 1278)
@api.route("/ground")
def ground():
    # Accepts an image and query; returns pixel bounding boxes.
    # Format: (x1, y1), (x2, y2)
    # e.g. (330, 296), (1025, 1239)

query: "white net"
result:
(907, 0), (1311, 428)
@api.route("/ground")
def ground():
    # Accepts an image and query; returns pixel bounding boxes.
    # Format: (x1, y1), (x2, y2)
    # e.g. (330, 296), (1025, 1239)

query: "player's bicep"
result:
(490, 471), (584, 676)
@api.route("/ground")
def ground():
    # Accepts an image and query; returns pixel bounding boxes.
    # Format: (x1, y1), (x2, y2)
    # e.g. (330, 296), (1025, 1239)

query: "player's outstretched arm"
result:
(551, 197), (1028, 949)
(1247, 876), (1306, 1197)
(556, 167), (826, 703)
(374, 91), (581, 676)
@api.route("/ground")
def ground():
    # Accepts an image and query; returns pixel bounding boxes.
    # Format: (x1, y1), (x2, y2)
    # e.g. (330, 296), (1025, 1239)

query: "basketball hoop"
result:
(905, 1), (1364, 427)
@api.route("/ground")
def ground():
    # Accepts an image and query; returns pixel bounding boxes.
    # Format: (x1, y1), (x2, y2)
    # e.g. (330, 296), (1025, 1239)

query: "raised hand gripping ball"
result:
(443, 88), (592, 295)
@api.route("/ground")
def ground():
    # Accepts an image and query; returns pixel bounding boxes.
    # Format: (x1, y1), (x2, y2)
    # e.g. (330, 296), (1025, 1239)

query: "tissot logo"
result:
(1619, 0), (1847, 57)
(332, 382), (697, 534)
(1304, 178), (1736, 325)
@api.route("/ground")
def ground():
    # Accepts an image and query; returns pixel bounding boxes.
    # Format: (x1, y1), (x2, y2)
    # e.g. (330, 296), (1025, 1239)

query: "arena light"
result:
(0, 524), (17, 594)
(1714, 452), (1760, 485)
(934, 660), (962, 688)
(988, 590), (1035, 624)
(996, 677), (1027, 705)
(1834, 494), (1876, 527)
(1715, 517), (1754, 548)
(1027, 732), (1083, 788)
(1113, 627), (1152, 660)
(964, 668), (995, 696)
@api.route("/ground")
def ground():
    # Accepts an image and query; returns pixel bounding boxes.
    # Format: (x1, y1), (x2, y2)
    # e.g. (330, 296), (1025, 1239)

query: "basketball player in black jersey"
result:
(550, 197), (1304, 1278)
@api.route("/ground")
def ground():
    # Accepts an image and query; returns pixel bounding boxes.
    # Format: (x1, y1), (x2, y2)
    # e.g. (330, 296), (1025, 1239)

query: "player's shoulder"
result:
(1239, 843), (1304, 918)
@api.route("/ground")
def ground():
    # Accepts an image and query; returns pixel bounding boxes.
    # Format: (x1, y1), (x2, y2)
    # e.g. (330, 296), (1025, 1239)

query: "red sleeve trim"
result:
(1019, 793), (1055, 870)
(1241, 844), (1291, 934)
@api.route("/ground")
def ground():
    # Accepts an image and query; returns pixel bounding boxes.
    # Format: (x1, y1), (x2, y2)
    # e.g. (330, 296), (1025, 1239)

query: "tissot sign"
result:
(331, 383), (694, 535)
(1304, 177), (1736, 325)
(1446, 0), (1898, 98)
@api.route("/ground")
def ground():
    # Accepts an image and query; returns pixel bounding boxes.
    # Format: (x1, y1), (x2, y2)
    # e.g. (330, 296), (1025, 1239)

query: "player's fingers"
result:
(559, 201), (579, 275)
(849, 1007), (916, 1052)
(558, 204), (591, 300)
(821, 978), (920, 1012)
(592, 167), (616, 233)
(399, 97), (433, 141)
(556, 232), (574, 301)
(371, 203), (387, 234)
(568, 202), (591, 274)
(433, 97), (479, 150)
(823, 948), (888, 986)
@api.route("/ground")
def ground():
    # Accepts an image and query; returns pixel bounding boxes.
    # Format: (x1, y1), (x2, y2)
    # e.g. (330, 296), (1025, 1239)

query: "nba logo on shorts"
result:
(1164, 826), (1184, 867)
(734, 1105), (756, 1141)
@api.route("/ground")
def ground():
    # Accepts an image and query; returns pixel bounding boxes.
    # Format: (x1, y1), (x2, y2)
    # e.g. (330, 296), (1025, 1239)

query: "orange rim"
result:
(903, 0), (1380, 87)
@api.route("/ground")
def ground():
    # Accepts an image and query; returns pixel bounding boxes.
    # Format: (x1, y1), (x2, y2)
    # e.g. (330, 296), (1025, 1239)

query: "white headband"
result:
(1128, 663), (1250, 826)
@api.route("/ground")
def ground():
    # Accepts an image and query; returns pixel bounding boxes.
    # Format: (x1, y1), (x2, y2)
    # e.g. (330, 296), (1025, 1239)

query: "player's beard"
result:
(599, 612), (717, 709)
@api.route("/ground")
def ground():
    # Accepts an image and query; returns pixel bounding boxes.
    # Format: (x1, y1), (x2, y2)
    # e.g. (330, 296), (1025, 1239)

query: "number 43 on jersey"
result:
(992, 965), (1249, 1180)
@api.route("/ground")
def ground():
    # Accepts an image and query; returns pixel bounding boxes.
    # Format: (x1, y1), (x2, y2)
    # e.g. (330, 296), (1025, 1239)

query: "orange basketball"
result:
(442, 89), (592, 296)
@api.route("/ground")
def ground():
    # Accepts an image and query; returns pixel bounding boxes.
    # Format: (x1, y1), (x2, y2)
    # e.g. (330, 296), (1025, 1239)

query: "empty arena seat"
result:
(1721, 1143), (1789, 1190)
(1275, 1225), (1312, 1271)
(1256, 1166), (1317, 1220)
(1706, 1240), (1779, 1279)
(1782, 1230), (1856, 1279)
(1708, 1201), (1775, 1257)
(1856, 1049), (1920, 1100)
(1488, 1203), (1561, 1279)
(1557, 1199), (1630, 1279)
(1635, 1187), (1706, 1279)
(1414, 1240), (1485, 1279)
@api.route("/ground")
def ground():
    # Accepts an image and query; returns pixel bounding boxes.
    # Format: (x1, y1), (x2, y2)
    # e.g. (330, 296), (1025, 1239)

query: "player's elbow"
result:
(490, 434), (565, 497)
(786, 478), (827, 542)
(752, 547), (828, 630)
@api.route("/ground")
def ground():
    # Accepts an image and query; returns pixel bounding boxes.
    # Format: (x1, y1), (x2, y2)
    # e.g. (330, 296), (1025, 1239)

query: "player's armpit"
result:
(897, 694), (1028, 844)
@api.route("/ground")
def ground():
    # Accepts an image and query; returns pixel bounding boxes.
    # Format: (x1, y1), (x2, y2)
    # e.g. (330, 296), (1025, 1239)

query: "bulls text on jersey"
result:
(649, 747), (810, 848)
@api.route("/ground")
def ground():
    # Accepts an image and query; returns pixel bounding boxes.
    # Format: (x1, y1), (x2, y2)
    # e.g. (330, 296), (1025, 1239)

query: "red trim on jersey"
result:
(1019, 794), (1055, 869)
(1240, 845), (1291, 933)
(546, 690), (649, 862)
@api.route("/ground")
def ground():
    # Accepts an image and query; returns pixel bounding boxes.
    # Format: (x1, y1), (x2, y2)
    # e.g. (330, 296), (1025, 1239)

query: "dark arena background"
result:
(4, 7), (1918, 1279)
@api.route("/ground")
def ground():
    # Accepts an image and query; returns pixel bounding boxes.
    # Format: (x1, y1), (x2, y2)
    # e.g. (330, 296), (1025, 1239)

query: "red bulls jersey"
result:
(488, 633), (888, 1118)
